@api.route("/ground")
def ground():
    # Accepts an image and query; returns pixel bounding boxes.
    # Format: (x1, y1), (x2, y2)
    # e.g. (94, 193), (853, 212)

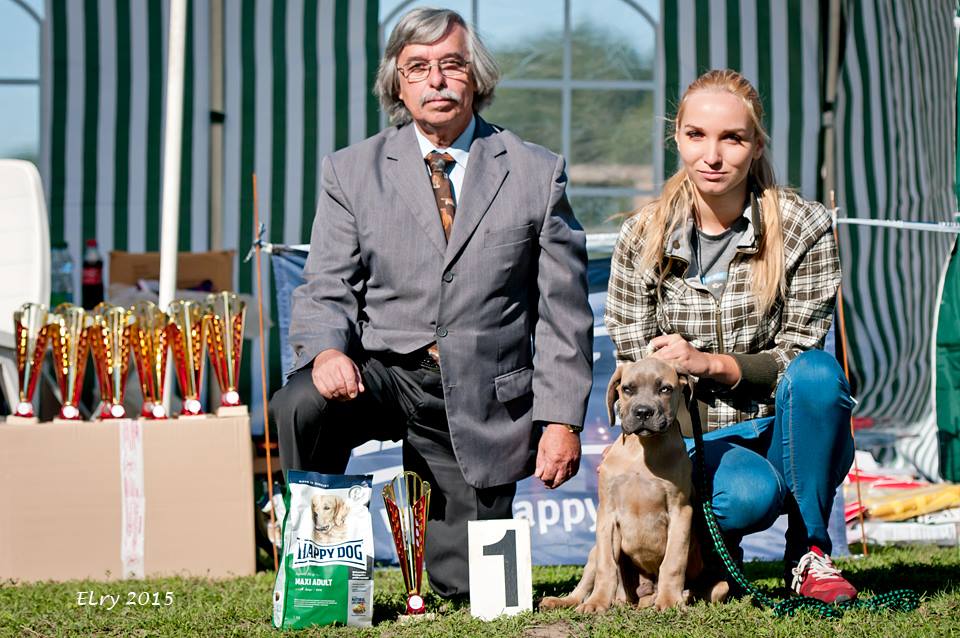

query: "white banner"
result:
(119, 418), (145, 579)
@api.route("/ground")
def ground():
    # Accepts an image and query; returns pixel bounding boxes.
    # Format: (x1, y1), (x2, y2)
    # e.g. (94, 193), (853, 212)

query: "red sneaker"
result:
(790, 546), (858, 604)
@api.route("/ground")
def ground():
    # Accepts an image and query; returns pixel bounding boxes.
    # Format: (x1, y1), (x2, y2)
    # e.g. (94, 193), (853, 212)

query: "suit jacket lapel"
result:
(384, 124), (447, 256)
(444, 117), (508, 268)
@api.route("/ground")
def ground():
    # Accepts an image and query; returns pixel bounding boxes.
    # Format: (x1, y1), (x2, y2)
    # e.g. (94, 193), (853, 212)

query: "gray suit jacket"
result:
(288, 116), (593, 488)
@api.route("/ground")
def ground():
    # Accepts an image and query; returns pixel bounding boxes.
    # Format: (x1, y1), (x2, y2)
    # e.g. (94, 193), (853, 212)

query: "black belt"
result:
(380, 348), (440, 372)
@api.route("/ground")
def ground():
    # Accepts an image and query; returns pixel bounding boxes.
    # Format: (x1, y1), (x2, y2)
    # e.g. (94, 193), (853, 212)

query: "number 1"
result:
(482, 529), (518, 607)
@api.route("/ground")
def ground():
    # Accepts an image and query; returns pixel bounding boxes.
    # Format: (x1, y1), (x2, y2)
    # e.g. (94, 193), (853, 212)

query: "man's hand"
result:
(312, 349), (365, 401)
(534, 424), (581, 489)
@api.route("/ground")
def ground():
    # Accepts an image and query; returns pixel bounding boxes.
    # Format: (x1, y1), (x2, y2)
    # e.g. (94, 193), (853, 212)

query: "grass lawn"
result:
(2, 545), (959, 637)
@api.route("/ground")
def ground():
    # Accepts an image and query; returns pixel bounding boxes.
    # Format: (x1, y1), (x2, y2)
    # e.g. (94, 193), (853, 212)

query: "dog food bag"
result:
(272, 471), (374, 629)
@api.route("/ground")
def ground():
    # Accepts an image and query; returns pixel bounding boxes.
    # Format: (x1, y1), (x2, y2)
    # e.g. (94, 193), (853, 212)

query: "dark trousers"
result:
(269, 354), (515, 597)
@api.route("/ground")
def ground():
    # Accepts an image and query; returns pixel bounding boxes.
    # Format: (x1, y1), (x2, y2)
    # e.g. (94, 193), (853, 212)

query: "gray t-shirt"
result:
(686, 215), (749, 299)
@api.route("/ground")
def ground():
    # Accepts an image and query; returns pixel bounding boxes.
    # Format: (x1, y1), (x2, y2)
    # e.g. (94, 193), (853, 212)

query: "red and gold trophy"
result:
(166, 300), (207, 417)
(382, 471), (432, 617)
(130, 301), (169, 419)
(9, 302), (50, 423)
(205, 291), (247, 416)
(49, 304), (91, 421)
(88, 303), (134, 419)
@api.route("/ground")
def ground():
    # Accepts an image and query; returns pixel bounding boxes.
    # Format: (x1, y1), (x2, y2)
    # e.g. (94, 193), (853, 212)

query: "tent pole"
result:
(821, 0), (841, 201)
(831, 192), (869, 557)
(209, 0), (224, 250)
(159, 0), (188, 412)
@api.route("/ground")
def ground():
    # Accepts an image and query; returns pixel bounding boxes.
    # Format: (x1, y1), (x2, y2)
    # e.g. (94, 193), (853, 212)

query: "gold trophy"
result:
(9, 303), (50, 423)
(166, 300), (207, 417)
(88, 303), (134, 419)
(382, 471), (432, 616)
(130, 301), (169, 419)
(49, 304), (91, 421)
(205, 291), (247, 416)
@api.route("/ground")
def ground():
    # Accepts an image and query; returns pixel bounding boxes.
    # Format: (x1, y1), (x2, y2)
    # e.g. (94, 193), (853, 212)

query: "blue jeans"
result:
(685, 350), (855, 562)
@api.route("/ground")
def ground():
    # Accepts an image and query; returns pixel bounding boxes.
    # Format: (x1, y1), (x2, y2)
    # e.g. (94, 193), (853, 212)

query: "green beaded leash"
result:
(688, 405), (920, 618)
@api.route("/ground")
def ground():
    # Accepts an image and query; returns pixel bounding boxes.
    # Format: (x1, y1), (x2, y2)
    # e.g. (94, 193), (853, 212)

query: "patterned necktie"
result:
(426, 151), (456, 240)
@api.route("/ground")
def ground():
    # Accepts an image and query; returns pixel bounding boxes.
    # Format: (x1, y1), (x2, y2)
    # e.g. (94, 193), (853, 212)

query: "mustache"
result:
(420, 88), (461, 106)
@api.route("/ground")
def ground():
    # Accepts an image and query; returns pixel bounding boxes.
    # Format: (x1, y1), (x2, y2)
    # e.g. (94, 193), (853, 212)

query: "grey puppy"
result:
(540, 358), (728, 612)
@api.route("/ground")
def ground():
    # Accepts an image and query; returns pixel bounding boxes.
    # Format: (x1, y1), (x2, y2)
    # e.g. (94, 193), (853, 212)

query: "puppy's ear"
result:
(606, 365), (624, 427)
(668, 362), (695, 397)
(669, 362), (696, 437)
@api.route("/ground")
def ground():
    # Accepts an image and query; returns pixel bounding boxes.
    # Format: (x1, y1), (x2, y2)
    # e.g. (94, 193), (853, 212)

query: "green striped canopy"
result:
(38, 0), (958, 466)
(660, 0), (822, 198)
(834, 0), (956, 478)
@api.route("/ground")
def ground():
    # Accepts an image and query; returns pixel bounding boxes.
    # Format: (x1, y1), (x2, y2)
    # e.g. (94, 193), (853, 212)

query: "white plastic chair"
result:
(0, 160), (50, 411)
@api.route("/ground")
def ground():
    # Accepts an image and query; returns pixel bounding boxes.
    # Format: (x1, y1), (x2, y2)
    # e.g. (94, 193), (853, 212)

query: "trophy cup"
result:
(88, 303), (134, 419)
(130, 301), (169, 419)
(382, 471), (432, 617)
(9, 303), (50, 423)
(166, 300), (207, 417)
(205, 291), (247, 416)
(49, 304), (91, 421)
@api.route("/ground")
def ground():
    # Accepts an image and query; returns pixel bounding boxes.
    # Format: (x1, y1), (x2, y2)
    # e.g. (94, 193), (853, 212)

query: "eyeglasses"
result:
(397, 58), (471, 83)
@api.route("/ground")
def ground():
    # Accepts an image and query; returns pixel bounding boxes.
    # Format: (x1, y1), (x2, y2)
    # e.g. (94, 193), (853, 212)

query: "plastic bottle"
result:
(81, 238), (104, 309)
(50, 241), (74, 307)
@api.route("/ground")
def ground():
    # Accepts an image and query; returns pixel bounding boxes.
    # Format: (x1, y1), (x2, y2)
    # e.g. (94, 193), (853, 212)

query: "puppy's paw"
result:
(709, 580), (730, 604)
(575, 598), (609, 614)
(539, 596), (577, 610)
(654, 591), (686, 611)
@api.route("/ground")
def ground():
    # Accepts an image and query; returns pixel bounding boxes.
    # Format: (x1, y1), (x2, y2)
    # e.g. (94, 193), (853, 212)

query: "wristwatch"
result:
(561, 423), (584, 434)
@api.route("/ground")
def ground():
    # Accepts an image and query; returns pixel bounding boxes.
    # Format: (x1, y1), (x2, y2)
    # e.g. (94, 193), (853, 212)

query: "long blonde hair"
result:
(635, 69), (784, 314)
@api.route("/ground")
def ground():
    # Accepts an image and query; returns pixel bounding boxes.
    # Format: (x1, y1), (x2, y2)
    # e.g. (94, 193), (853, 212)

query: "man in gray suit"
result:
(271, 7), (592, 598)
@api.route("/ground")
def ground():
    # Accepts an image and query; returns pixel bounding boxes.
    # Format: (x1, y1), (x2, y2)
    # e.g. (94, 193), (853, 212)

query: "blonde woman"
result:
(605, 69), (856, 604)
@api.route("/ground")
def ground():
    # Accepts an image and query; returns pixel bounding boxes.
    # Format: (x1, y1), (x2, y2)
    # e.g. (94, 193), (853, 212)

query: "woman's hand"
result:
(648, 334), (741, 385)
(648, 334), (712, 375)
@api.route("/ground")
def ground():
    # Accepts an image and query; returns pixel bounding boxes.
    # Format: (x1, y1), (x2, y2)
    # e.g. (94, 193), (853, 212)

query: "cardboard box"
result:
(109, 250), (235, 292)
(0, 415), (255, 581)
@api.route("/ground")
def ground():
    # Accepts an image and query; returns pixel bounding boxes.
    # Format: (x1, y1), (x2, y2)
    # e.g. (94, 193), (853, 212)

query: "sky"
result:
(0, 0), (44, 160)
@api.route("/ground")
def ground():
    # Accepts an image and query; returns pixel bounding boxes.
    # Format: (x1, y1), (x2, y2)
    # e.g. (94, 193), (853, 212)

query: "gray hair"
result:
(374, 8), (500, 125)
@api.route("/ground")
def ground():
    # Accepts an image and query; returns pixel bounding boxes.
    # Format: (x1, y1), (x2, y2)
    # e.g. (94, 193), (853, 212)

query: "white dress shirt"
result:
(413, 115), (476, 205)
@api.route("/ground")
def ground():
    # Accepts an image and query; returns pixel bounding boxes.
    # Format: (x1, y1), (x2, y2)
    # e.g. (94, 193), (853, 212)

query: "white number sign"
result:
(467, 519), (532, 620)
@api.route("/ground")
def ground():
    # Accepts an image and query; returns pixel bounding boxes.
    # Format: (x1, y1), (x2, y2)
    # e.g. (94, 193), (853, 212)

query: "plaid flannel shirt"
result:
(604, 190), (841, 431)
